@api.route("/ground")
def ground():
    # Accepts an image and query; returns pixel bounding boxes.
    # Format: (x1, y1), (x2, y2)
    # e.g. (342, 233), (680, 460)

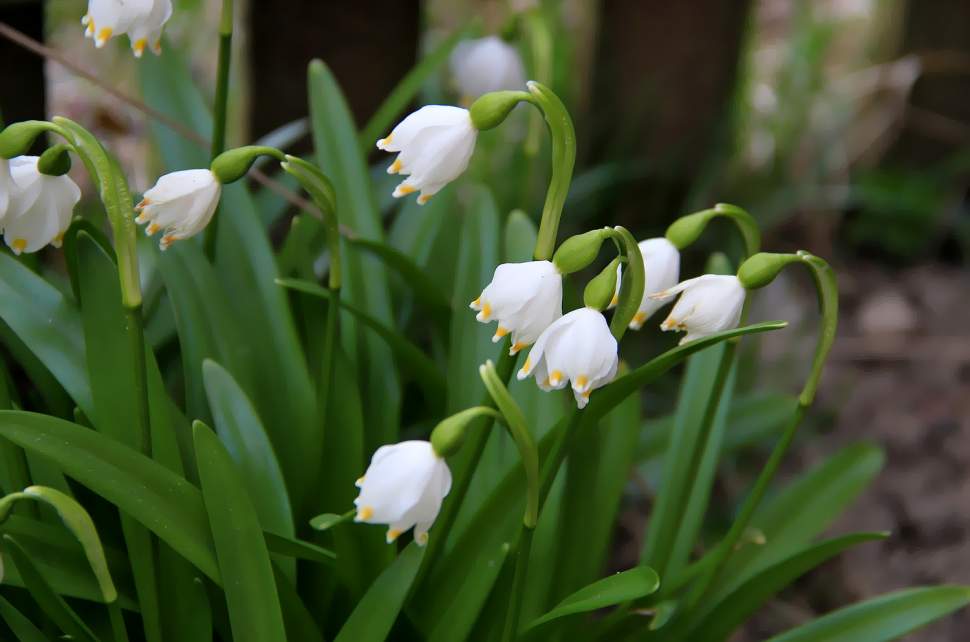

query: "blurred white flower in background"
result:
(83, 0), (172, 56)
(135, 168), (221, 250)
(2, 156), (80, 255)
(471, 260), (563, 354)
(450, 36), (526, 103)
(517, 307), (618, 409)
(377, 105), (478, 204)
(354, 441), (452, 545)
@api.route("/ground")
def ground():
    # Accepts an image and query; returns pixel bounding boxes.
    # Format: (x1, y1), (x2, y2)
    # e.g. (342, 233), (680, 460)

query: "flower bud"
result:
(552, 228), (610, 274)
(584, 257), (620, 311)
(429, 407), (496, 458)
(736, 252), (800, 290)
(37, 145), (72, 177)
(469, 90), (529, 131)
(210, 145), (283, 184)
(0, 121), (52, 159)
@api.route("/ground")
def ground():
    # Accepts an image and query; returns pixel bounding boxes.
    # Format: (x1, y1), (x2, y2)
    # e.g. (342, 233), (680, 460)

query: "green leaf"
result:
(358, 23), (473, 150)
(526, 567), (660, 631)
(273, 563), (325, 642)
(202, 360), (293, 541)
(310, 511), (353, 532)
(712, 444), (885, 602)
(193, 421), (287, 642)
(309, 58), (400, 452)
(334, 543), (426, 642)
(263, 531), (335, 565)
(275, 278), (446, 410)
(0, 594), (48, 642)
(0, 410), (220, 582)
(0, 486), (116, 602)
(688, 533), (887, 642)
(2, 534), (97, 642)
(766, 586), (970, 642)
(427, 542), (510, 642)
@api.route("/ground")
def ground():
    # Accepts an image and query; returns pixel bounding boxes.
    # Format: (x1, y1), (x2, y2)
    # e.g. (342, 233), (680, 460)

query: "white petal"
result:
(377, 105), (469, 151)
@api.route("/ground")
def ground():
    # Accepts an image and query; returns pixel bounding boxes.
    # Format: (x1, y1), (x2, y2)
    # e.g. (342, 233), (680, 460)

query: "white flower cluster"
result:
(82, 0), (173, 57)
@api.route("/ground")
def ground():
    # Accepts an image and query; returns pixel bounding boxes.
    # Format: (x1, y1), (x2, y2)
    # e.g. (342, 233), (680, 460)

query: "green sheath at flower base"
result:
(429, 406), (504, 458)
(210, 145), (285, 184)
(584, 257), (620, 311)
(552, 228), (610, 274)
(736, 252), (801, 290)
(37, 144), (72, 176)
(0, 120), (64, 159)
(469, 90), (534, 130)
(665, 203), (761, 259)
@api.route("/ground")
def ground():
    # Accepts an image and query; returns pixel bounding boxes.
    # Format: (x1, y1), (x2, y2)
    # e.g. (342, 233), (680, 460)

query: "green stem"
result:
(203, 0), (234, 260)
(527, 81), (575, 261)
(108, 602), (130, 642)
(501, 525), (535, 642)
(124, 305), (152, 457)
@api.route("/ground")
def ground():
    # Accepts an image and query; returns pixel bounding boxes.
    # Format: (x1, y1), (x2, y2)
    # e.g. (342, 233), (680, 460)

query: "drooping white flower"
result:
(353, 440), (452, 545)
(470, 260), (562, 354)
(377, 105), (477, 205)
(612, 237), (681, 329)
(127, 0), (172, 57)
(0, 158), (11, 221)
(651, 274), (746, 344)
(449, 36), (526, 102)
(82, 0), (171, 55)
(135, 169), (221, 250)
(517, 307), (618, 409)
(2, 156), (80, 255)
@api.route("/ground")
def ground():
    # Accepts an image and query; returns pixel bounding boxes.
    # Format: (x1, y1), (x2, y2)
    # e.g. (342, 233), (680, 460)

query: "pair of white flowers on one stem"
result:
(470, 240), (747, 409)
(0, 157), (80, 255)
(82, 0), (173, 57)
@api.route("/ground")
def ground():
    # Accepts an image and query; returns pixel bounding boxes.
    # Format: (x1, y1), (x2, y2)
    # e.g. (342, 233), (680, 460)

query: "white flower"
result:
(135, 169), (221, 250)
(0, 158), (11, 221)
(470, 260), (562, 354)
(377, 106), (477, 205)
(651, 274), (746, 344)
(449, 36), (526, 101)
(127, 0), (172, 57)
(517, 307), (618, 409)
(83, 0), (171, 55)
(353, 440), (452, 545)
(612, 237), (681, 329)
(2, 156), (80, 255)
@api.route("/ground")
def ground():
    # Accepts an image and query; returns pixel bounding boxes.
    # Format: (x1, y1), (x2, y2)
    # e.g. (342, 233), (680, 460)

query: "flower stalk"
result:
(203, 0), (234, 259)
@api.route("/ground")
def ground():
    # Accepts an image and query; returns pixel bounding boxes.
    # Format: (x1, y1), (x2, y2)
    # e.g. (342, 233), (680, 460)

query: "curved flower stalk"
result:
(82, 0), (173, 56)
(470, 259), (562, 354)
(450, 36), (526, 102)
(612, 237), (681, 329)
(136, 169), (221, 249)
(1, 155), (80, 254)
(354, 441), (452, 545)
(517, 307), (618, 408)
(651, 274), (747, 344)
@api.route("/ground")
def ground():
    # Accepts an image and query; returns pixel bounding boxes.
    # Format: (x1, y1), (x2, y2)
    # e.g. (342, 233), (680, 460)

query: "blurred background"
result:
(1, 0), (969, 639)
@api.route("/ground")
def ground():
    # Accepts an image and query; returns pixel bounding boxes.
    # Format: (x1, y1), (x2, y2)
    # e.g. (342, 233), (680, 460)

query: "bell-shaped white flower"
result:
(612, 237), (681, 329)
(377, 105), (477, 205)
(2, 156), (80, 255)
(353, 440), (452, 545)
(127, 0), (172, 57)
(651, 274), (746, 344)
(449, 36), (526, 102)
(517, 307), (618, 409)
(0, 158), (11, 221)
(470, 260), (562, 354)
(135, 169), (221, 250)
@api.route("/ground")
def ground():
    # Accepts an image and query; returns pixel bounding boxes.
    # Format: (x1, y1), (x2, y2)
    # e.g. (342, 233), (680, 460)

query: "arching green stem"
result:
(665, 202), (761, 259)
(203, 0), (235, 259)
(605, 226), (645, 340)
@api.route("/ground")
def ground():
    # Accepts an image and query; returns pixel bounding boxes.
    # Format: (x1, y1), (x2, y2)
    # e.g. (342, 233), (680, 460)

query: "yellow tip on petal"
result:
(147, 223), (160, 235)
(397, 185), (416, 195)
(494, 326), (509, 339)
(11, 239), (27, 255)
(357, 506), (374, 521)
(133, 38), (147, 57)
(386, 528), (402, 543)
(481, 303), (492, 320)
(417, 194), (432, 205)
(388, 159), (402, 174)
(355, 476), (365, 487)
(510, 341), (526, 355)
(575, 375), (589, 389)
(416, 531), (429, 546)
(95, 27), (113, 46)
(549, 370), (563, 386)
(523, 357), (531, 371)
(630, 311), (648, 328)
(470, 297), (481, 310)
(52, 232), (65, 248)
(610, 294), (619, 307)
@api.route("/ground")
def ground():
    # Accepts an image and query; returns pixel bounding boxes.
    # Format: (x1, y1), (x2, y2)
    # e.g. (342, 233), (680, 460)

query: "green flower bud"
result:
(210, 145), (284, 184)
(469, 90), (532, 131)
(736, 252), (801, 290)
(430, 406), (501, 458)
(0, 120), (57, 159)
(37, 144), (72, 176)
(552, 228), (610, 274)
(584, 257), (620, 311)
